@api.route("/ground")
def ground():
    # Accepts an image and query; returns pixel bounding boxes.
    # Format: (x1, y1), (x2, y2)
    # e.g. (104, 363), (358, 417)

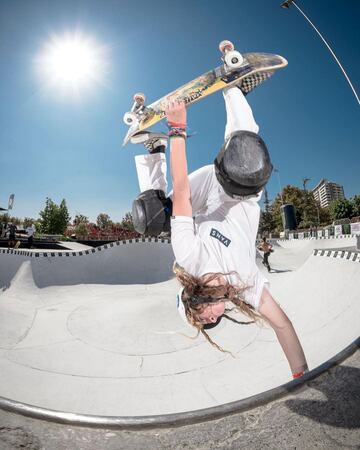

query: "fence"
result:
(276, 214), (360, 240)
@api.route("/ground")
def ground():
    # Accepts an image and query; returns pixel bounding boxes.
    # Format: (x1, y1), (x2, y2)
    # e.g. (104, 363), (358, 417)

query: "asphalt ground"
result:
(0, 349), (358, 450)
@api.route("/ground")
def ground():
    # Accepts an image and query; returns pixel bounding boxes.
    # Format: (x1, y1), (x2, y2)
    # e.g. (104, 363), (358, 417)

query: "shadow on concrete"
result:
(285, 365), (360, 429)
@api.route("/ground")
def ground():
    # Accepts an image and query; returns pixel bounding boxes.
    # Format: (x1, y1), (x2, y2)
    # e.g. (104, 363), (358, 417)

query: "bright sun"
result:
(36, 31), (108, 97)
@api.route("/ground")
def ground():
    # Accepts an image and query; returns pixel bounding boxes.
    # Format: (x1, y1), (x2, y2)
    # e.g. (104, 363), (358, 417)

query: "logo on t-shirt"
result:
(210, 228), (231, 247)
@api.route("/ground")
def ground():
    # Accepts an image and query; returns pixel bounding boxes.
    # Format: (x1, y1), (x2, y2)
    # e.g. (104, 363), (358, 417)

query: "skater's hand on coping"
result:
(165, 100), (187, 126)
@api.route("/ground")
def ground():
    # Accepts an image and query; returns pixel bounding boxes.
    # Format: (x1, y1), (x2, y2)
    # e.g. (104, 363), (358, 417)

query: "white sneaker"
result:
(130, 131), (168, 153)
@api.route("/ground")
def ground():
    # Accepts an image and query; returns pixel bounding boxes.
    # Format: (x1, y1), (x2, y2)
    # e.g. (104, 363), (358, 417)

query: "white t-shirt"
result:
(171, 165), (268, 311)
(26, 226), (35, 237)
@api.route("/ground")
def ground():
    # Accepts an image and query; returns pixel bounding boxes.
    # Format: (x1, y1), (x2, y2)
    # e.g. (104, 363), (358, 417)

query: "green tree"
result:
(318, 207), (331, 226)
(73, 214), (89, 225)
(97, 213), (112, 229)
(258, 210), (276, 235)
(329, 198), (353, 221)
(75, 222), (89, 239)
(59, 200), (71, 231)
(350, 195), (360, 218)
(121, 212), (135, 231)
(39, 198), (71, 234)
(271, 186), (302, 230)
(263, 189), (271, 213)
(0, 213), (10, 224)
(1, 215), (22, 226)
(299, 190), (319, 229)
(23, 217), (37, 228)
(271, 185), (319, 230)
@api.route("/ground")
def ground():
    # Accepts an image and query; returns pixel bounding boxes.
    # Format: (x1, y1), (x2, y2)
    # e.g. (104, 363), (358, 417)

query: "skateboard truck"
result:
(130, 130), (168, 145)
(219, 40), (244, 69)
(123, 92), (146, 126)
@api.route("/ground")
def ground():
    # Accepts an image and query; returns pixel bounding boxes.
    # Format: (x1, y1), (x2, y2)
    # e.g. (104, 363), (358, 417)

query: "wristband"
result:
(292, 371), (305, 379)
(167, 121), (187, 129)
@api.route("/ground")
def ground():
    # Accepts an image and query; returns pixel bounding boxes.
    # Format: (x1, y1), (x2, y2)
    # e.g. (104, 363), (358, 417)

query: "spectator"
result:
(8, 222), (17, 248)
(26, 223), (36, 248)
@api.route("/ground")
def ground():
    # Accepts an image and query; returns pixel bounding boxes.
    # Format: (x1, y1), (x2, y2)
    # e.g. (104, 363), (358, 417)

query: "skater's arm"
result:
(166, 101), (192, 218)
(170, 137), (192, 217)
(167, 165), (213, 214)
(259, 287), (308, 377)
(167, 101), (204, 266)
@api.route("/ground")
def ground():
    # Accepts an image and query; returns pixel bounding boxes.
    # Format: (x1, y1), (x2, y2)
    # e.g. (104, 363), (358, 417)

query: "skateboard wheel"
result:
(224, 50), (243, 69)
(219, 40), (234, 53)
(123, 111), (137, 125)
(133, 92), (146, 104)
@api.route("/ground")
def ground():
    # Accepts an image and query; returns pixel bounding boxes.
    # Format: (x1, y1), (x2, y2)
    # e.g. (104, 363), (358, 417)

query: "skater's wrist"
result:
(169, 133), (186, 141)
(167, 120), (187, 129)
(168, 126), (187, 140)
(292, 366), (309, 379)
(292, 371), (305, 379)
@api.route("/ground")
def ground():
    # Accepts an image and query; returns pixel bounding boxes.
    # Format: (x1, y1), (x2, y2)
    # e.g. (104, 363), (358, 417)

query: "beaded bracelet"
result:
(168, 128), (187, 139)
(168, 120), (187, 139)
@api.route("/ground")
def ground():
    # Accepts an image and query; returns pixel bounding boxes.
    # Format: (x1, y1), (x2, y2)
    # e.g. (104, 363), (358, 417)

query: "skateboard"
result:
(14, 240), (21, 249)
(122, 40), (287, 146)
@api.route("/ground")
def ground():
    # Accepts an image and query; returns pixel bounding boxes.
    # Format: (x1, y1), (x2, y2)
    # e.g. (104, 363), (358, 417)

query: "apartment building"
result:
(312, 178), (345, 208)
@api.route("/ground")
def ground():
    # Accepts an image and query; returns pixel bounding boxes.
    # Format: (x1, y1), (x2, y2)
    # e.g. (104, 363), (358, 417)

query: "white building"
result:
(312, 179), (345, 208)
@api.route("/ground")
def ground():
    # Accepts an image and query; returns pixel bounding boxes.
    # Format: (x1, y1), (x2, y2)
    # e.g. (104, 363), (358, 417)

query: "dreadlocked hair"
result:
(173, 263), (263, 354)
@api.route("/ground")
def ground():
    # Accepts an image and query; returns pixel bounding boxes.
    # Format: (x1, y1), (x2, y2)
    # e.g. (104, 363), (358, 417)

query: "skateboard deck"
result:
(123, 50), (287, 146)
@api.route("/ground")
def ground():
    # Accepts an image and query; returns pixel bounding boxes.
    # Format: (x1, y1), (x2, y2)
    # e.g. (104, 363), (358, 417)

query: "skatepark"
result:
(0, 235), (358, 427)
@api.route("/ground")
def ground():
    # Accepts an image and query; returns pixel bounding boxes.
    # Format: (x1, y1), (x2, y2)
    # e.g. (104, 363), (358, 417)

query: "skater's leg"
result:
(223, 87), (259, 140)
(135, 153), (168, 193)
(133, 153), (171, 236)
(172, 89), (257, 213)
(215, 87), (272, 198)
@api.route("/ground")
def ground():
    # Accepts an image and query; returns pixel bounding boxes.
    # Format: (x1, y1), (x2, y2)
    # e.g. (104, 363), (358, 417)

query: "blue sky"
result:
(0, 0), (359, 223)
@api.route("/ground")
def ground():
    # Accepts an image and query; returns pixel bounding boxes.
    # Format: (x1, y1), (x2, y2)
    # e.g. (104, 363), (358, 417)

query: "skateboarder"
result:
(132, 87), (308, 379)
(258, 237), (273, 272)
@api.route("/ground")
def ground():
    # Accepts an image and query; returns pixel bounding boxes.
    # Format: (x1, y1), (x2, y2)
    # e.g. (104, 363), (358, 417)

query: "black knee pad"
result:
(214, 130), (273, 197)
(132, 189), (172, 236)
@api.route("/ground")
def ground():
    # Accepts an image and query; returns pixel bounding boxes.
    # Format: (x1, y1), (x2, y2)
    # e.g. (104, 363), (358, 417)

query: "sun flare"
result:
(36, 31), (108, 97)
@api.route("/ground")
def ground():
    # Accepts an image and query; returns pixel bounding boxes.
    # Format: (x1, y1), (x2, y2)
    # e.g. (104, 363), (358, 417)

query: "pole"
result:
(274, 169), (284, 205)
(281, 0), (360, 105)
(274, 168), (286, 235)
(302, 177), (310, 191)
